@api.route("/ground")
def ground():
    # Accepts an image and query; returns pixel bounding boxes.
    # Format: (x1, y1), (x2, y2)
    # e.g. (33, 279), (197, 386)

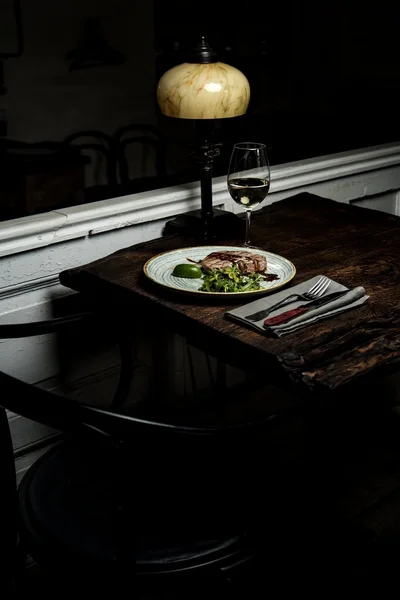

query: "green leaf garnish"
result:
(199, 264), (264, 293)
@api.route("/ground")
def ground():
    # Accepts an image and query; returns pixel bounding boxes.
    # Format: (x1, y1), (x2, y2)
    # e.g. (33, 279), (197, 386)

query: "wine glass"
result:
(227, 142), (270, 247)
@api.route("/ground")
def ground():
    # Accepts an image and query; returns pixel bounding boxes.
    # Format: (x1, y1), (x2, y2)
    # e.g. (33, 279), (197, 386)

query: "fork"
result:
(246, 276), (331, 322)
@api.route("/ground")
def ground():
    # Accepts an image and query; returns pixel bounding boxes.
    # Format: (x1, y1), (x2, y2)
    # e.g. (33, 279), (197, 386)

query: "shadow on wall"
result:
(0, 0), (157, 158)
(0, 1), (206, 220)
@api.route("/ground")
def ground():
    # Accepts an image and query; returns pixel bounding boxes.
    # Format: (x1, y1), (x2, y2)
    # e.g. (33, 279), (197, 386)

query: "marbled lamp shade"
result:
(157, 62), (250, 119)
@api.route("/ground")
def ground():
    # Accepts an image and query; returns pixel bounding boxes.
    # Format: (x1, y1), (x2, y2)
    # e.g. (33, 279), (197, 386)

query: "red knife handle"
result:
(264, 306), (309, 326)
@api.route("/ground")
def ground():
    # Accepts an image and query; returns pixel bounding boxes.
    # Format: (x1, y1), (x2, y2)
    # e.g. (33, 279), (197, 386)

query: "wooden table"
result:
(60, 194), (400, 558)
(59, 193), (400, 396)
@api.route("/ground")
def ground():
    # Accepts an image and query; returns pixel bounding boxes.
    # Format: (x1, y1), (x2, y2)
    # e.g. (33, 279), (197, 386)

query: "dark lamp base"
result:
(164, 209), (244, 241)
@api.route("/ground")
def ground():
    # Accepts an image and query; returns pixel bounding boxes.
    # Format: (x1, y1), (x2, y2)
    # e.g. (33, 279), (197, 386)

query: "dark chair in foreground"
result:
(4, 314), (398, 592)
(0, 401), (16, 595)
(0, 315), (297, 594)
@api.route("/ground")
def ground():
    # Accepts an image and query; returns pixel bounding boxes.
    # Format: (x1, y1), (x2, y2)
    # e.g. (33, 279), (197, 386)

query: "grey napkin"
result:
(226, 275), (369, 337)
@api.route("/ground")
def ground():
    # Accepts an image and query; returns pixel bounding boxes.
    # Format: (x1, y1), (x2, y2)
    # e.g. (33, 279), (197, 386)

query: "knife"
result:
(263, 290), (349, 327)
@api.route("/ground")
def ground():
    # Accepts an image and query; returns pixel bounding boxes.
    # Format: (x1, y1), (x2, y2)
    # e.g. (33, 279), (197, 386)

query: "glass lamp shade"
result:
(157, 61), (250, 119)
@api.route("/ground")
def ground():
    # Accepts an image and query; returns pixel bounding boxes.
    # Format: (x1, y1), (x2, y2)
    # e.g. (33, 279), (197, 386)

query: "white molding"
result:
(0, 211), (67, 257)
(0, 274), (60, 302)
(0, 142), (400, 258)
(215, 141), (400, 199)
(396, 191), (400, 216)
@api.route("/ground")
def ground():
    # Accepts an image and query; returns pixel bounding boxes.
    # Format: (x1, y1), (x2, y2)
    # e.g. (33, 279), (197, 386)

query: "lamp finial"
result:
(187, 37), (218, 64)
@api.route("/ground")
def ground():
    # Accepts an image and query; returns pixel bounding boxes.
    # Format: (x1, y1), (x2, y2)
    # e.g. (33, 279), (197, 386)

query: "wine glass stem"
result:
(245, 210), (251, 246)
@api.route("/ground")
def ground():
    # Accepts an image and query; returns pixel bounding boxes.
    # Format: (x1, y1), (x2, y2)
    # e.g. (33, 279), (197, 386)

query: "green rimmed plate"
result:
(143, 246), (296, 299)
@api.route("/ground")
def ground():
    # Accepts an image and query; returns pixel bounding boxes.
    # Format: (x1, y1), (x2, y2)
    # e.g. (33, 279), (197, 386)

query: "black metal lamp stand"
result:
(165, 120), (243, 241)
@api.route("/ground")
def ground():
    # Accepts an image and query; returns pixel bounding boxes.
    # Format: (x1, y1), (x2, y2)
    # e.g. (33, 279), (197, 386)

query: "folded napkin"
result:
(226, 275), (369, 337)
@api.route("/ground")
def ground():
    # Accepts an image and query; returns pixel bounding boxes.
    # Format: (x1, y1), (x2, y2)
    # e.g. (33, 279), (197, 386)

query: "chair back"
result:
(64, 130), (118, 199)
(0, 367), (268, 538)
(113, 124), (166, 192)
(0, 313), (277, 541)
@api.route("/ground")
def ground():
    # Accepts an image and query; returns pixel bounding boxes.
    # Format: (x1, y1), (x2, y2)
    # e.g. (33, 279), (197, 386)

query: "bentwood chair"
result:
(64, 130), (119, 201)
(0, 315), (293, 594)
(113, 124), (167, 194)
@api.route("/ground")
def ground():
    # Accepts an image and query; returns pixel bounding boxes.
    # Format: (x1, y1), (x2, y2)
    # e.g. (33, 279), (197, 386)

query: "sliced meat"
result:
(201, 251), (267, 274)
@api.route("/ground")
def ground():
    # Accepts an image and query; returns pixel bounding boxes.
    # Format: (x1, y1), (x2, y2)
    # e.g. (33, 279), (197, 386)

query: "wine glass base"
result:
(241, 243), (265, 250)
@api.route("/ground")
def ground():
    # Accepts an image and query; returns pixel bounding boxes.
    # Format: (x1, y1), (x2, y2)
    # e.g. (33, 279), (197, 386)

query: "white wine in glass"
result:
(227, 142), (270, 246)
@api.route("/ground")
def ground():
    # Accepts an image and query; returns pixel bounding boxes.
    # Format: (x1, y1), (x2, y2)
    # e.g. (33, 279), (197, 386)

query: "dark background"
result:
(155, 0), (400, 169)
(0, 0), (399, 220)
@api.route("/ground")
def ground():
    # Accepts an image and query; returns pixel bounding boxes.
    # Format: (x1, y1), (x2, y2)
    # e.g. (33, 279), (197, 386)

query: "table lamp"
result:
(157, 37), (250, 240)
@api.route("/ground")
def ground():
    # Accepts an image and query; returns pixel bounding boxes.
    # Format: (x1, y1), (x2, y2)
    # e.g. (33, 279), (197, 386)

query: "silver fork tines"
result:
(304, 276), (330, 300)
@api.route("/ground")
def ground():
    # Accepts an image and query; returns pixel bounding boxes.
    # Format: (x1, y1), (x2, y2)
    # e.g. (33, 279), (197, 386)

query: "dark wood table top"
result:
(59, 193), (400, 392)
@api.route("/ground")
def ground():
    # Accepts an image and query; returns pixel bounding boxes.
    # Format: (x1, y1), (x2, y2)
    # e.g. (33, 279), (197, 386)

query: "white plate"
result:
(143, 246), (296, 298)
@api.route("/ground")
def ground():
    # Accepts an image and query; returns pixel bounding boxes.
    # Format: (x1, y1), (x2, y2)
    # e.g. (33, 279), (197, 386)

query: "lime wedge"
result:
(172, 264), (202, 278)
